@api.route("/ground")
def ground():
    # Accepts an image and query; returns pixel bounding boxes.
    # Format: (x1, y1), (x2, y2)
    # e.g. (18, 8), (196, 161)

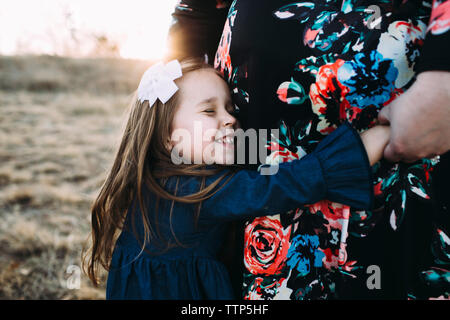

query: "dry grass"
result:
(0, 55), (153, 299)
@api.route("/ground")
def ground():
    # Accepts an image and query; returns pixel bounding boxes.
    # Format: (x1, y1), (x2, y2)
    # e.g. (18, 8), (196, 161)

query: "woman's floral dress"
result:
(168, 0), (450, 299)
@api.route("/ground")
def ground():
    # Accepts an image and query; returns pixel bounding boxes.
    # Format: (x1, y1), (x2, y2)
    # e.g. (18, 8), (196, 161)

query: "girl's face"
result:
(168, 68), (239, 165)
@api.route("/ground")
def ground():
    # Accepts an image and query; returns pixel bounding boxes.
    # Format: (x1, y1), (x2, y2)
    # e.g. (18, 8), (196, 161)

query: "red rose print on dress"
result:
(214, 1), (237, 81)
(244, 215), (291, 276)
(427, 0), (450, 35)
(309, 59), (354, 134)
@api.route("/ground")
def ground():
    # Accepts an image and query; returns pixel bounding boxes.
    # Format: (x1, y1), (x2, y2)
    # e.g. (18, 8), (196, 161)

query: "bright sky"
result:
(0, 0), (178, 60)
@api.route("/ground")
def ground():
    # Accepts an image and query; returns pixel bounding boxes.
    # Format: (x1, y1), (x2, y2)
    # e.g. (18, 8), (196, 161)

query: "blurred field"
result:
(0, 55), (152, 299)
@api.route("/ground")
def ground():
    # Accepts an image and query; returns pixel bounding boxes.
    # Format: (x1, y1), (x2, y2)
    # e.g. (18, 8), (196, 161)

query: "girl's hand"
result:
(360, 125), (390, 166)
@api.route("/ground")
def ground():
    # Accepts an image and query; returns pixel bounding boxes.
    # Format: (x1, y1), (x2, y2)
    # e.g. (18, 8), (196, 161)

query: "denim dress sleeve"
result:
(199, 122), (373, 223)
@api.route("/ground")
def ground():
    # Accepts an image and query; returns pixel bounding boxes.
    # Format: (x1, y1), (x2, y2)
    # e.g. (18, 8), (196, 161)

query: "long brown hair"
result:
(82, 58), (242, 286)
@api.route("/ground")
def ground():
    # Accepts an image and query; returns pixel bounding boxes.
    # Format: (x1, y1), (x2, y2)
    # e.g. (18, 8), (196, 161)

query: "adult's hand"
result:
(378, 71), (450, 163)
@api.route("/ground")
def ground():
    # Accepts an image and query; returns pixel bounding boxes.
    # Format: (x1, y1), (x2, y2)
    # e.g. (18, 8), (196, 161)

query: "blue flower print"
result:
(286, 234), (325, 277)
(337, 51), (398, 109)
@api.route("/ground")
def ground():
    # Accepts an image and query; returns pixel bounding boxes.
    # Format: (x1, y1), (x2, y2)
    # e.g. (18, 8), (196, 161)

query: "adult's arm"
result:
(166, 0), (229, 64)
(378, 0), (450, 162)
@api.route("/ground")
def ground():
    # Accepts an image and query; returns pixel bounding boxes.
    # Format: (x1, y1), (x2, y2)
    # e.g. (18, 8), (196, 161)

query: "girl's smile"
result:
(215, 131), (235, 148)
(168, 68), (239, 165)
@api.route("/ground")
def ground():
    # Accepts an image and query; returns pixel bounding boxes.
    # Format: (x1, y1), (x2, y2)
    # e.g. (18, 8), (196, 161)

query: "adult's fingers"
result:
(383, 141), (402, 163)
(383, 141), (426, 163)
(378, 105), (391, 125)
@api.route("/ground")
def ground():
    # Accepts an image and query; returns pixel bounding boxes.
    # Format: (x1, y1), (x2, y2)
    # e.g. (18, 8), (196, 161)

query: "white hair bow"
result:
(137, 60), (183, 106)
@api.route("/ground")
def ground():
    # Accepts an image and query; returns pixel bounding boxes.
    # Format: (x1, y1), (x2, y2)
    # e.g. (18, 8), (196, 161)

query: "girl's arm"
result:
(199, 122), (388, 223)
(360, 125), (390, 166)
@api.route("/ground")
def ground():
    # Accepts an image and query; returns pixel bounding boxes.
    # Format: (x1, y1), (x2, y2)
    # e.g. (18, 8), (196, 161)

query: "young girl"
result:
(83, 58), (389, 299)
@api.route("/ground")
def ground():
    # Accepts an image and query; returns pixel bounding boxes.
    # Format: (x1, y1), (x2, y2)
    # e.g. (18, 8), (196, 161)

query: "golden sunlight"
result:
(116, 1), (178, 60)
(0, 0), (178, 60)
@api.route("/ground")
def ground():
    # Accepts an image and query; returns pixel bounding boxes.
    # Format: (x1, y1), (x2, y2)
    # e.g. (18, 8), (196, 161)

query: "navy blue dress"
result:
(168, 0), (450, 300)
(106, 123), (373, 299)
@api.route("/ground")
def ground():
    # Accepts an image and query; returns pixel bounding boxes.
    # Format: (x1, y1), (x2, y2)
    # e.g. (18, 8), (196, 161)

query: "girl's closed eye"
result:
(204, 108), (215, 113)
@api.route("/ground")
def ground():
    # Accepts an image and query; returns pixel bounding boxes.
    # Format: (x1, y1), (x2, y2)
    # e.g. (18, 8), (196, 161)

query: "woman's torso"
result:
(213, 0), (448, 300)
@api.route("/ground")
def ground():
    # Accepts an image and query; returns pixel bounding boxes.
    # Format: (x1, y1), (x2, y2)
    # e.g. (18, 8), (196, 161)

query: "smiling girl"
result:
(83, 58), (389, 299)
